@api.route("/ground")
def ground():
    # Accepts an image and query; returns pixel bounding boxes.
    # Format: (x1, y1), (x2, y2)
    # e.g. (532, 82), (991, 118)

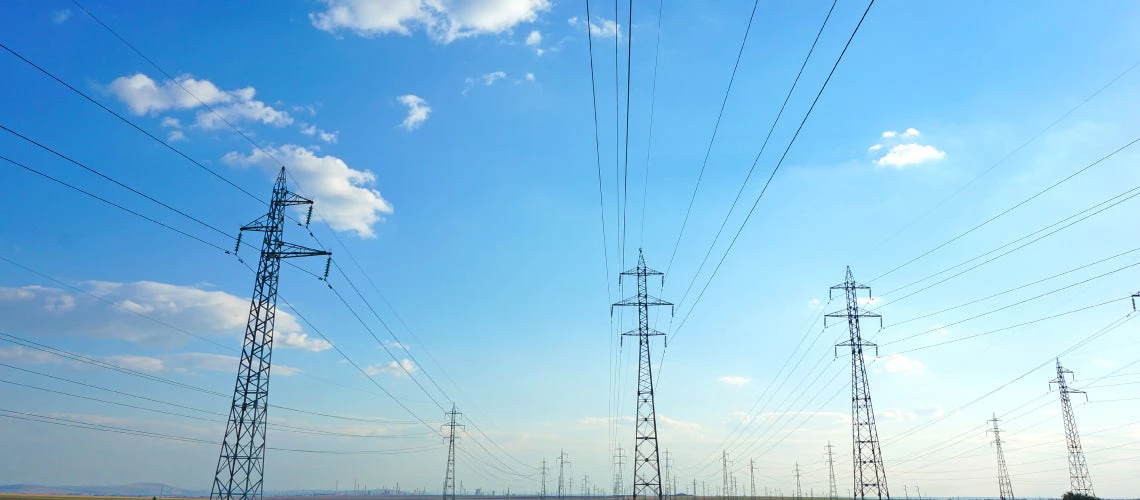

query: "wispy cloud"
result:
(397, 94), (431, 130)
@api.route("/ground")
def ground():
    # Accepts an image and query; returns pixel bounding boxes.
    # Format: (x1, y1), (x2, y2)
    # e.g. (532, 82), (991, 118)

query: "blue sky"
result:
(1, 0), (1139, 497)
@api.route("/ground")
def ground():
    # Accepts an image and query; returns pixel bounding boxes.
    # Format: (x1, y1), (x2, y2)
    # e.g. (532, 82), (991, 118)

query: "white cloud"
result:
(718, 376), (751, 386)
(310, 0), (551, 44)
(808, 297), (821, 307)
(481, 71), (507, 85)
(104, 355), (166, 373)
(903, 127), (920, 137)
(526, 30), (541, 46)
(876, 143), (946, 168)
(525, 72), (536, 82)
(396, 94), (430, 130)
(868, 144), (882, 152)
(52, 9), (72, 24)
(167, 130), (187, 142)
(0, 281), (317, 350)
(106, 73), (292, 129)
(172, 352), (301, 376)
(222, 144), (393, 238)
(365, 358), (416, 378)
(881, 130), (898, 138)
(569, 16), (620, 38)
(278, 331), (332, 353)
(301, 124), (340, 143)
(878, 353), (928, 376)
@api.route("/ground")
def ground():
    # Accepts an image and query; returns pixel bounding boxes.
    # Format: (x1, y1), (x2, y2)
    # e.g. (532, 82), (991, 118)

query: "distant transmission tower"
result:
(721, 451), (729, 500)
(986, 414), (1015, 500)
(443, 405), (464, 500)
(1049, 359), (1095, 497)
(612, 249), (673, 500)
(749, 459), (756, 500)
(559, 450), (571, 500)
(664, 450), (674, 498)
(542, 460), (549, 500)
(826, 267), (889, 500)
(614, 447), (626, 499)
(825, 443), (839, 500)
(793, 463), (802, 500)
(211, 168), (329, 500)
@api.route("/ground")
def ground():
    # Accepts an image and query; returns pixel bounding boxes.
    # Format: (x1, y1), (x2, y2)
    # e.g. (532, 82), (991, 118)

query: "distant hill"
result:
(0, 483), (205, 498)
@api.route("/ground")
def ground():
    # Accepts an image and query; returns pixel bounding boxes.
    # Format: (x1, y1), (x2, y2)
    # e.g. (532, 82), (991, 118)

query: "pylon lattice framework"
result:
(442, 404), (463, 500)
(826, 442), (839, 500)
(1050, 359), (1094, 497)
(987, 414), (1015, 500)
(211, 168), (329, 500)
(825, 267), (889, 500)
(612, 249), (673, 500)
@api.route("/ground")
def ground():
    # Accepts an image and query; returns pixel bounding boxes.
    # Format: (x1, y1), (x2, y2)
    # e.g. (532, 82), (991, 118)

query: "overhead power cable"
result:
(665, 0), (763, 275)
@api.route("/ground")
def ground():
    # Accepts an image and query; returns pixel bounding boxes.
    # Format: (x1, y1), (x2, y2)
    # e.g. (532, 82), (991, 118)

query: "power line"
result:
(665, 0), (763, 275)
(621, 0), (633, 269)
(853, 58), (1140, 265)
(0, 41), (263, 205)
(669, 0), (877, 343)
(640, 0), (664, 247)
(868, 133), (1140, 284)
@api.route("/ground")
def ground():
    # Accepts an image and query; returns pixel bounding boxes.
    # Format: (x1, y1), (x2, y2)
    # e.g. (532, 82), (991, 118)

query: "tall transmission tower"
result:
(542, 460), (549, 500)
(749, 459), (756, 500)
(793, 463), (802, 500)
(826, 267), (889, 500)
(211, 168), (329, 500)
(721, 451), (730, 500)
(612, 249), (673, 500)
(559, 450), (571, 500)
(1049, 359), (1094, 497)
(443, 405), (464, 500)
(663, 451), (673, 498)
(615, 447), (626, 499)
(825, 443), (838, 500)
(986, 414), (1015, 500)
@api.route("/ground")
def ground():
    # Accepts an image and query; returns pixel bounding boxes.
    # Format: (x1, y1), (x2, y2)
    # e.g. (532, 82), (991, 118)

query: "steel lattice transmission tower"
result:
(443, 405), (464, 500)
(793, 463), (802, 500)
(721, 451), (729, 500)
(614, 447), (626, 499)
(986, 414), (1015, 500)
(825, 442), (839, 500)
(749, 459), (756, 500)
(558, 450), (570, 500)
(825, 267), (889, 500)
(1049, 359), (1094, 497)
(612, 249), (673, 500)
(541, 460), (548, 500)
(211, 168), (329, 500)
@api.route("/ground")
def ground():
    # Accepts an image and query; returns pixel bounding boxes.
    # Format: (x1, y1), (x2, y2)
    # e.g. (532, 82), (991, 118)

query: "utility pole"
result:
(986, 415), (1015, 500)
(211, 168), (330, 500)
(793, 463), (802, 500)
(721, 451), (730, 500)
(558, 451), (571, 500)
(542, 460), (548, 500)
(615, 447), (626, 499)
(749, 460), (756, 500)
(1050, 359), (1095, 497)
(826, 267), (889, 500)
(443, 405), (464, 500)
(825, 443), (838, 500)
(612, 249), (673, 500)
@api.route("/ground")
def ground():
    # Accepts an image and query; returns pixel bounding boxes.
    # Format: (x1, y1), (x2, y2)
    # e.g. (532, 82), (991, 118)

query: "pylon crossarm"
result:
(272, 242), (330, 259)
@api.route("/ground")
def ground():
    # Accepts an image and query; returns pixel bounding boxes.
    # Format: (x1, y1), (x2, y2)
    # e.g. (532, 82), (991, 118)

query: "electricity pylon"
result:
(826, 267), (889, 500)
(211, 167), (329, 500)
(749, 459), (756, 500)
(1049, 359), (1094, 497)
(612, 249), (673, 500)
(664, 450), (673, 498)
(558, 450), (571, 500)
(721, 451), (730, 500)
(986, 414), (1015, 500)
(541, 460), (549, 499)
(793, 463), (802, 500)
(614, 447), (626, 499)
(443, 405), (464, 500)
(825, 442), (839, 500)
